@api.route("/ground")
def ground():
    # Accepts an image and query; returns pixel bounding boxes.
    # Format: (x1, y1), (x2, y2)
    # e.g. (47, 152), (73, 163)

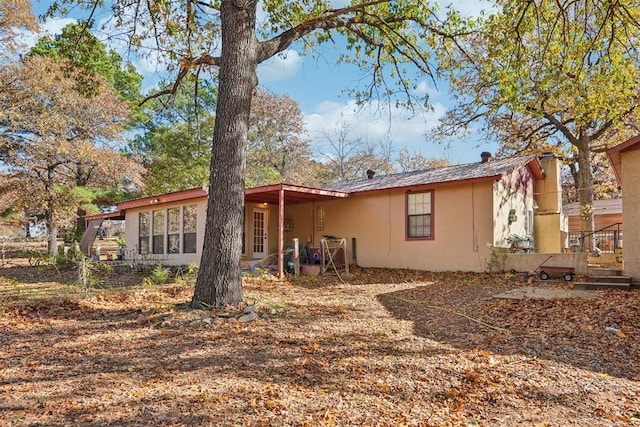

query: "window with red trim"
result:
(407, 191), (433, 238)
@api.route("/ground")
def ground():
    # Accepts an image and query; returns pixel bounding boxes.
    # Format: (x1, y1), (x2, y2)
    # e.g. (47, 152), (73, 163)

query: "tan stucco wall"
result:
(282, 203), (315, 249)
(286, 181), (496, 272)
(534, 213), (566, 253)
(621, 149), (640, 282)
(123, 158), (561, 272)
(536, 156), (562, 212)
(532, 156), (569, 252)
(125, 198), (305, 264)
(124, 197), (207, 265)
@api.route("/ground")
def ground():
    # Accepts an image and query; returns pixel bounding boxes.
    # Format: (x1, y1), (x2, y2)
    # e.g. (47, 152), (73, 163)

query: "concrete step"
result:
(589, 275), (632, 284)
(587, 268), (624, 277)
(573, 282), (631, 291)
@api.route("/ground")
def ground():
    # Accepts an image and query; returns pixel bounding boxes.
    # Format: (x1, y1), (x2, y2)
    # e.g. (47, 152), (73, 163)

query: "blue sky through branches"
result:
(25, 0), (498, 166)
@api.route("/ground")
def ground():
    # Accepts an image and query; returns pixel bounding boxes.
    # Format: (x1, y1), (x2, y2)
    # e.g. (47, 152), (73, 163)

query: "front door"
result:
(252, 208), (268, 259)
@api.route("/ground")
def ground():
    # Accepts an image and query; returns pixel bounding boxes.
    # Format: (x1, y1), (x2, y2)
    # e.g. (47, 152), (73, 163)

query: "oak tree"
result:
(133, 78), (217, 194)
(247, 89), (314, 187)
(318, 119), (395, 181)
(50, 0), (466, 307)
(30, 23), (146, 236)
(136, 83), (313, 192)
(31, 22), (144, 106)
(397, 147), (450, 173)
(0, 56), (136, 254)
(435, 0), (640, 239)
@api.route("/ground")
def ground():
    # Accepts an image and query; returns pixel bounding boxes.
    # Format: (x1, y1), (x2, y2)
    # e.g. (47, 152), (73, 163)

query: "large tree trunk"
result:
(46, 201), (58, 256)
(191, 0), (258, 308)
(44, 170), (58, 256)
(75, 170), (90, 240)
(575, 139), (596, 251)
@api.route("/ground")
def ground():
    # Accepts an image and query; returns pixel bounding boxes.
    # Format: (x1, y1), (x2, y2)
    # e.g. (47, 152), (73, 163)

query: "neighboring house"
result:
(607, 135), (640, 283)
(86, 154), (567, 274)
(563, 198), (623, 253)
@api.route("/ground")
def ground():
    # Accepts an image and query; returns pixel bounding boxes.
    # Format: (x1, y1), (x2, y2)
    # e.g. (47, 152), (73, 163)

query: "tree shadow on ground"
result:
(376, 282), (640, 381)
(2, 268), (638, 425)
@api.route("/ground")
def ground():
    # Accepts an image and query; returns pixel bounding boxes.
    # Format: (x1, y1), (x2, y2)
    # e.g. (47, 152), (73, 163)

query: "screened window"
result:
(407, 191), (433, 239)
(138, 212), (150, 254)
(183, 205), (197, 253)
(317, 206), (325, 232)
(167, 207), (181, 254)
(152, 210), (165, 254)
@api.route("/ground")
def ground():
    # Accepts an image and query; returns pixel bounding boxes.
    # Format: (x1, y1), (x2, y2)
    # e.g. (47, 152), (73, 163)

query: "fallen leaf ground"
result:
(1, 264), (639, 426)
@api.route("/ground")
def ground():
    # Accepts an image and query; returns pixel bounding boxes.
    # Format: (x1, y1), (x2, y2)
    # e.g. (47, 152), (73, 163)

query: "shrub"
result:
(149, 264), (169, 285)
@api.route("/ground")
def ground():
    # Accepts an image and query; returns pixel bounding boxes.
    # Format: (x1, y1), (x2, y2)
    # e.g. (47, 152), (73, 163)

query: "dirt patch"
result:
(1, 266), (638, 426)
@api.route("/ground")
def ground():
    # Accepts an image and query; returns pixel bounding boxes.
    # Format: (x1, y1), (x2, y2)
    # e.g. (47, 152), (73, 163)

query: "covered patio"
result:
(244, 184), (350, 278)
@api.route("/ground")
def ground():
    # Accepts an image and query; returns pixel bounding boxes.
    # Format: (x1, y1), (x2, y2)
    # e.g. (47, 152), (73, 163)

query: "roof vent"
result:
(366, 169), (376, 179)
(480, 152), (492, 163)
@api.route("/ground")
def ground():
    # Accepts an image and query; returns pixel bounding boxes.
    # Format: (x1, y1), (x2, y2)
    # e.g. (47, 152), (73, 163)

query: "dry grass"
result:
(1, 264), (639, 426)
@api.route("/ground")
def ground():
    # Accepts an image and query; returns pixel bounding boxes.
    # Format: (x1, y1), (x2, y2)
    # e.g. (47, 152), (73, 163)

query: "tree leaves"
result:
(0, 56), (141, 251)
(0, 0), (38, 59)
(434, 0), (640, 233)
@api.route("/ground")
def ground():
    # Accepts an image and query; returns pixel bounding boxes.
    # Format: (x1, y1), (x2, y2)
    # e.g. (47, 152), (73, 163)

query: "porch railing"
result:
(568, 223), (623, 253)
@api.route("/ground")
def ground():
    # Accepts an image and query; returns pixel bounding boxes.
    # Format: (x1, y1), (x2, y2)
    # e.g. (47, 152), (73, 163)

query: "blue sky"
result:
(26, 0), (498, 165)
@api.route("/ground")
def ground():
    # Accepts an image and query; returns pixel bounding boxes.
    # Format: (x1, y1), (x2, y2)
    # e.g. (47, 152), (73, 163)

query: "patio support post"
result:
(293, 238), (300, 276)
(278, 188), (285, 279)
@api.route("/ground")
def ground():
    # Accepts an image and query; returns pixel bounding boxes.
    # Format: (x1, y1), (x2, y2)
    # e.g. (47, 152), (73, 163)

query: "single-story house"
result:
(607, 135), (640, 283)
(85, 153), (569, 275)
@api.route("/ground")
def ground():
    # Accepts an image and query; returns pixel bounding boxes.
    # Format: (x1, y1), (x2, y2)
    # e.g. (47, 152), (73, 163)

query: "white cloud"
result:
(257, 49), (303, 83)
(19, 17), (77, 50)
(304, 98), (501, 164)
(304, 99), (447, 155)
(411, 80), (441, 99)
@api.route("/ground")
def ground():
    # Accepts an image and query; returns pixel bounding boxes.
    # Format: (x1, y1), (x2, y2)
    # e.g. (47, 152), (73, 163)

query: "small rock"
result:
(238, 312), (257, 323)
(605, 326), (619, 334)
(136, 314), (148, 326)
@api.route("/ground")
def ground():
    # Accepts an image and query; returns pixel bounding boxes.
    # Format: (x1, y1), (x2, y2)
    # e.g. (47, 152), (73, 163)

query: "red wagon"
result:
(535, 256), (575, 281)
